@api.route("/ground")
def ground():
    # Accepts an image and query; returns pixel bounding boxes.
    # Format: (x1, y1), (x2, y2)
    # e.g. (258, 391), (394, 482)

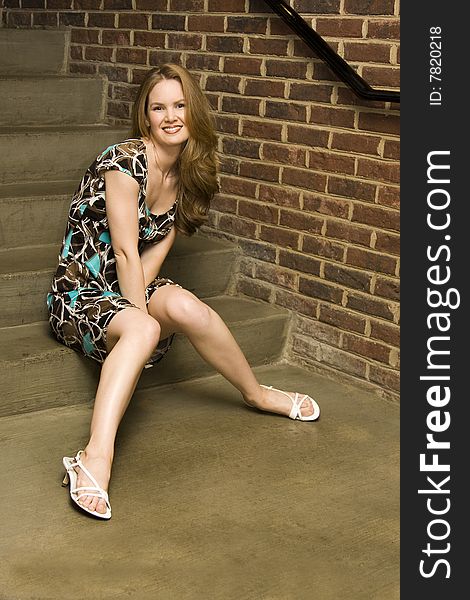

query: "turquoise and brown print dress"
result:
(47, 138), (179, 368)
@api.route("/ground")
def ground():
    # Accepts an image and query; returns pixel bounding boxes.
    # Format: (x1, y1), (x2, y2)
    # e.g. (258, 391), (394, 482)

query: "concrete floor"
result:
(0, 363), (399, 600)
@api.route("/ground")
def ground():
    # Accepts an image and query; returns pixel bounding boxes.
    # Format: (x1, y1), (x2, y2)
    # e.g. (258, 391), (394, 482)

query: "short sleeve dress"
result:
(46, 138), (180, 368)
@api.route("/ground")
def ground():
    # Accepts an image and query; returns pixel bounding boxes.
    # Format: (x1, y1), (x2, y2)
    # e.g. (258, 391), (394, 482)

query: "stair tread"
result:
(0, 180), (77, 199)
(0, 124), (128, 135)
(0, 296), (287, 363)
(0, 236), (236, 274)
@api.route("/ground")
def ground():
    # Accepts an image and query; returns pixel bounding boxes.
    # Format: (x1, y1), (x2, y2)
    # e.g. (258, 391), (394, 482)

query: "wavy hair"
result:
(131, 64), (219, 236)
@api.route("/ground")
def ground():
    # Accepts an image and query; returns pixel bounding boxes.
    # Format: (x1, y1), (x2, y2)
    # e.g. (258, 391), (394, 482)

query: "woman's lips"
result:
(162, 125), (182, 134)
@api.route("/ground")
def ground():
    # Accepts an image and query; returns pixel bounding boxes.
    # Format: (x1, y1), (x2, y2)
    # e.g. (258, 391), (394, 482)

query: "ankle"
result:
(243, 384), (266, 408)
(83, 444), (114, 465)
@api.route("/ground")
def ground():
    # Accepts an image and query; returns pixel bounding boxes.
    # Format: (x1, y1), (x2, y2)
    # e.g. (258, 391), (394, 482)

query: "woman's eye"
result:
(177, 103), (185, 109)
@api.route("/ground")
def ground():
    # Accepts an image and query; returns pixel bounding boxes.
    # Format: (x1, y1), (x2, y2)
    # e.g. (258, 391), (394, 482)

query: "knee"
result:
(124, 314), (161, 349)
(166, 292), (212, 332)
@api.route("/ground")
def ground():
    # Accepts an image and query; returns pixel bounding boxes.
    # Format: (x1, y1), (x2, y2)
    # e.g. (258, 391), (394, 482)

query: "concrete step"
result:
(0, 296), (289, 416)
(0, 182), (77, 249)
(0, 76), (106, 126)
(0, 235), (238, 326)
(0, 364), (399, 600)
(0, 125), (129, 184)
(0, 29), (68, 75)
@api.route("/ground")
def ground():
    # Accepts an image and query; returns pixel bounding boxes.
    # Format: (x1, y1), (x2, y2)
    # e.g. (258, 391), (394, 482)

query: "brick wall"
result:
(2, 0), (400, 402)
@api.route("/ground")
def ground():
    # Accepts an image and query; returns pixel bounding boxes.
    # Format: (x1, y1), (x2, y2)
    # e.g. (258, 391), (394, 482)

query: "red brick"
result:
(319, 304), (366, 334)
(377, 185), (399, 209)
(22, 0), (45, 8)
(344, 0), (395, 15)
(59, 12), (86, 27)
(98, 65), (129, 82)
(299, 277), (343, 304)
(265, 59), (308, 79)
(152, 14), (185, 30)
(352, 203), (399, 232)
(357, 157), (399, 184)
(242, 119), (282, 141)
(279, 250), (321, 276)
(70, 62), (97, 75)
(255, 263), (297, 290)
(294, 0), (341, 13)
(279, 209), (323, 234)
(219, 155), (240, 176)
(75, 0), (107, 7)
(297, 316), (342, 348)
(282, 167), (327, 192)
(104, 0), (132, 9)
(219, 214), (257, 237)
(297, 339), (368, 378)
(149, 50), (183, 67)
(303, 194), (349, 219)
(316, 17), (363, 37)
(222, 96), (261, 117)
(293, 38), (339, 59)
(113, 84), (138, 102)
(7, 13), (31, 27)
(211, 194), (238, 214)
(71, 29), (99, 44)
(225, 57), (262, 75)
(238, 200), (279, 224)
(368, 19), (400, 40)
(262, 143), (306, 167)
(171, 0), (205, 9)
(370, 320), (400, 346)
(336, 87), (388, 111)
(265, 101), (307, 122)
(136, 0), (167, 8)
(227, 16), (269, 34)
(289, 82), (334, 104)
(85, 47), (114, 62)
(383, 139), (400, 160)
(259, 184), (301, 209)
(219, 176), (257, 198)
(134, 31), (165, 47)
(310, 105), (355, 128)
(358, 112), (399, 135)
(346, 292), (395, 321)
(369, 364), (400, 392)
(302, 235), (345, 261)
(286, 125), (329, 148)
(167, 33), (202, 50)
(374, 231), (399, 255)
(342, 334), (390, 363)
(206, 75), (241, 94)
(362, 65), (399, 88)
(186, 53), (220, 71)
(238, 239), (277, 263)
(310, 150), (355, 175)
(70, 46), (83, 60)
(237, 277), (272, 302)
(103, 30), (132, 46)
(313, 62), (342, 83)
(108, 101), (130, 119)
(116, 47), (147, 64)
(88, 12), (116, 28)
(328, 176), (376, 202)
(249, 37), (289, 56)
(240, 161), (279, 183)
(33, 12), (58, 26)
(207, 0), (245, 11)
(326, 220), (372, 247)
(206, 35), (244, 53)
(375, 276), (400, 300)
(324, 263), (371, 292)
(223, 138), (260, 160)
(344, 41), (391, 63)
(275, 290), (318, 317)
(331, 132), (381, 156)
(347, 247), (397, 275)
(245, 78), (285, 98)
(187, 15), (225, 32)
(259, 225), (299, 249)
(47, 0), (71, 7)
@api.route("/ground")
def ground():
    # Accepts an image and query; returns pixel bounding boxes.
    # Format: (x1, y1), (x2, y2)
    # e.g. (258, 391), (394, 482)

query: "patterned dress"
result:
(47, 138), (180, 368)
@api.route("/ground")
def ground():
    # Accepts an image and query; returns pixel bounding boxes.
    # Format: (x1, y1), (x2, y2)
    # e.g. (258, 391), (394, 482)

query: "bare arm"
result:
(104, 170), (147, 312)
(140, 225), (177, 287)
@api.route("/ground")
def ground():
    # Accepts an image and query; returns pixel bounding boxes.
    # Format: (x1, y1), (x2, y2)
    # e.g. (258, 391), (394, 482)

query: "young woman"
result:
(47, 64), (320, 520)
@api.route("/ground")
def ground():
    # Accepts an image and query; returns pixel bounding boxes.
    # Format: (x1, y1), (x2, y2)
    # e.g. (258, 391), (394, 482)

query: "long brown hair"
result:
(131, 64), (219, 236)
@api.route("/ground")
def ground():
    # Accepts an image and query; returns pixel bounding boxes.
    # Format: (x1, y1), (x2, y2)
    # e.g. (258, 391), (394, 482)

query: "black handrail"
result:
(263, 0), (400, 103)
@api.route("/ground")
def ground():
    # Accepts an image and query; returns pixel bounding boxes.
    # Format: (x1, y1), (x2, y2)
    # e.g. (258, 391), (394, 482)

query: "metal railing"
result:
(263, 0), (400, 103)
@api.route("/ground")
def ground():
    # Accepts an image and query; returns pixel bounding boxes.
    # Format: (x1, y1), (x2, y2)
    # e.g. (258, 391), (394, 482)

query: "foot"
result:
(74, 449), (112, 515)
(243, 384), (316, 419)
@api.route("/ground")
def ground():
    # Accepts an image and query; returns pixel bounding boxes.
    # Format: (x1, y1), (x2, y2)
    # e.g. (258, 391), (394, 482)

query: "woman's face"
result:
(146, 78), (189, 149)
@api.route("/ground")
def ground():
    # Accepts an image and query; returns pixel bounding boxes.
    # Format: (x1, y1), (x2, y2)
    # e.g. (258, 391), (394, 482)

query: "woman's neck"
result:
(145, 136), (182, 180)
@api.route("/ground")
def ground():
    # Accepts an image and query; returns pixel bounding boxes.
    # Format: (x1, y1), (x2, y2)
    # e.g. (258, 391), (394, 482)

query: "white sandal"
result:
(62, 450), (112, 520)
(259, 384), (321, 421)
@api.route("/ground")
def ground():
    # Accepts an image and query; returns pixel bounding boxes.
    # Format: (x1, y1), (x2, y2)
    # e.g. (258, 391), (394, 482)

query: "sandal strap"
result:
(66, 451), (110, 505)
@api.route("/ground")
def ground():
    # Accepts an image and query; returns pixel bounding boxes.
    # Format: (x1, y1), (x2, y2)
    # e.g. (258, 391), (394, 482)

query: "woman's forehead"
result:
(148, 78), (184, 103)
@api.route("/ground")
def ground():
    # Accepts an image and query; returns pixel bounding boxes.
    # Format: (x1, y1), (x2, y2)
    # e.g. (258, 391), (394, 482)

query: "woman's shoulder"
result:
(97, 138), (146, 161)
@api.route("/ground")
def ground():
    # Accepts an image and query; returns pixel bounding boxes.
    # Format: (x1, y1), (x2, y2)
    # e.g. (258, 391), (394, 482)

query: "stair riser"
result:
(0, 78), (106, 126)
(0, 250), (235, 326)
(0, 196), (71, 249)
(0, 30), (68, 75)
(0, 315), (288, 416)
(0, 129), (129, 185)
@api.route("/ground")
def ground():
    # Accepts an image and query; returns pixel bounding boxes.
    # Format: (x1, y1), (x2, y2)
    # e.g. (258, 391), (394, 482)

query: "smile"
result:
(162, 125), (183, 134)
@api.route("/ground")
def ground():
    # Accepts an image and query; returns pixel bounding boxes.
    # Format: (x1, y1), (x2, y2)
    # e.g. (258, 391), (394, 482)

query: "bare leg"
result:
(74, 308), (161, 515)
(148, 286), (315, 419)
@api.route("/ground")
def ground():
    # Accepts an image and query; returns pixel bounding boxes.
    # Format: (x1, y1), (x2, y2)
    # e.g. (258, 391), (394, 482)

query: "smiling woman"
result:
(46, 64), (320, 521)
